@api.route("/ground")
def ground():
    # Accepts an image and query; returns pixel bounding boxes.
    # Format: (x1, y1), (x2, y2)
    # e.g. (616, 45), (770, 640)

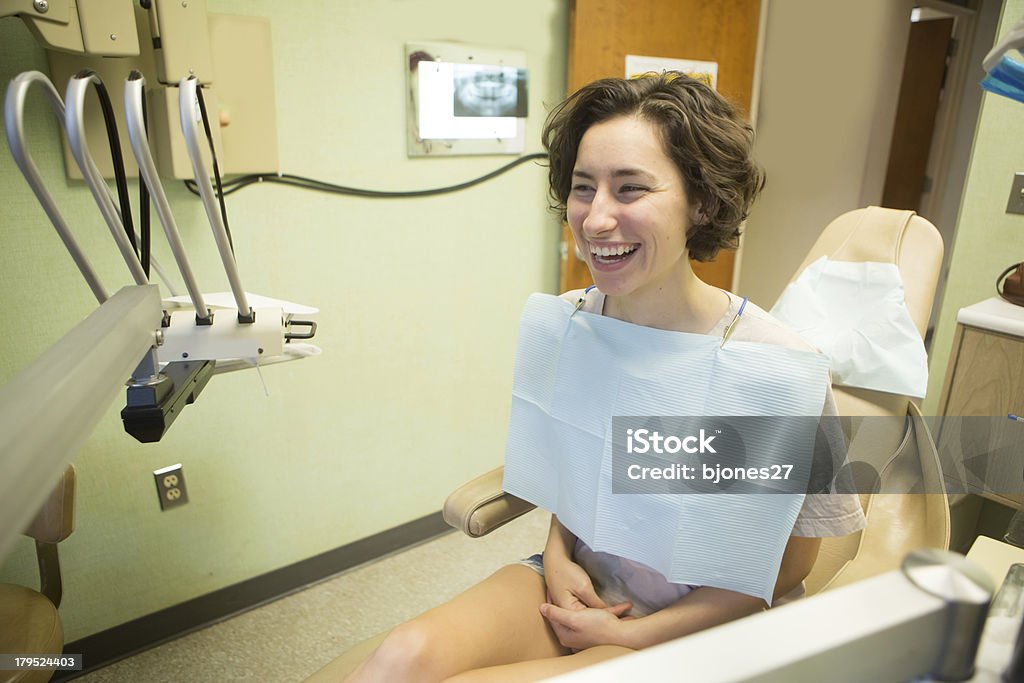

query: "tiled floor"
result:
(76, 510), (550, 682)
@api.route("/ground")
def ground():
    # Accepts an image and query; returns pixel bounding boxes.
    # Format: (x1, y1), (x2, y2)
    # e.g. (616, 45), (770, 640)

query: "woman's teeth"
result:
(591, 244), (638, 262)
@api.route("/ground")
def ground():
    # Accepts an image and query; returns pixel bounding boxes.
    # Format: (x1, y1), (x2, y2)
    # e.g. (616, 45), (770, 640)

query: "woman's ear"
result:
(689, 203), (707, 227)
(690, 198), (717, 227)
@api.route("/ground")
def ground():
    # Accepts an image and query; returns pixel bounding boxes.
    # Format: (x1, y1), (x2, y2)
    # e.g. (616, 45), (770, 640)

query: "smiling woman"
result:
(541, 74), (766, 332)
(332, 73), (863, 683)
(543, 73), (765, 264)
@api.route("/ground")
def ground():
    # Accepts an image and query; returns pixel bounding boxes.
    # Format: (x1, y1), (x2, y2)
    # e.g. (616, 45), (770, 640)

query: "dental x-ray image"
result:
(453, 64), (527, 118)
(407, 41), (527, 154)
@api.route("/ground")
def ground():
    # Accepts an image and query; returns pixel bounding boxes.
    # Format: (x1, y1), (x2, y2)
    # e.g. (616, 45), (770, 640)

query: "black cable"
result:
(76, 69), (139, 256)
(182, 153), (549, 199)
(193, 81), (234, 254)
(137, 73), (151, 278)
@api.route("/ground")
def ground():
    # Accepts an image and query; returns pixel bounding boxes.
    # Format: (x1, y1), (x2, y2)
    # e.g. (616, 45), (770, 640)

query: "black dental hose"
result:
(193, 82), (234, 255)
(139, 78), (151, 277)
(74, 69), (151, 274)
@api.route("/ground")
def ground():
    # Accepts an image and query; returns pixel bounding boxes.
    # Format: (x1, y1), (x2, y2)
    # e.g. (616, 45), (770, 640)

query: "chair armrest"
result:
(443, 466), (536, 538)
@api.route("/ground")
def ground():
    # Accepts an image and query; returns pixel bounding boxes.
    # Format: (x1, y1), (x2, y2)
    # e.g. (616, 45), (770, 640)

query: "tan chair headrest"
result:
(782, 207), (944, 418)
(788, 206), (943, 339)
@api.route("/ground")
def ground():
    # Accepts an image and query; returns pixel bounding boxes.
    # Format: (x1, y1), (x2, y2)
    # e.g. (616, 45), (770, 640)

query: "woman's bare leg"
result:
(345, 564), (568, 682)
(444, 645), (635, 683)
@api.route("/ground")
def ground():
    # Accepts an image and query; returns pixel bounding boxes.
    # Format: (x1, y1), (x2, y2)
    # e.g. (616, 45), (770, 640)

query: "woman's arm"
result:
(545, 514), (577, 561)
(540, 535), (821, 650)
(773, 536), (821, 600)
(618, 535), (821, 649)
(543, 515), (629, 613)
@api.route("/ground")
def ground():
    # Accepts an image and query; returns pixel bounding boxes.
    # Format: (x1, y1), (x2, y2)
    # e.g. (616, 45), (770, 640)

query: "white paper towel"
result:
(770, 257), (928, 398)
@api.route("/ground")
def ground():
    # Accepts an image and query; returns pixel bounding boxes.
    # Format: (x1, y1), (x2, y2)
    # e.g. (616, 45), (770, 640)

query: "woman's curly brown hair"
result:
(541, 73), (765, 262)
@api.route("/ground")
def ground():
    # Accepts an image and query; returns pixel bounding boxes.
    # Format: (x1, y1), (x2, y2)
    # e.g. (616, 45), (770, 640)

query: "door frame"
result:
(732, 0), (773, 292)
(914, 0), (979, 224)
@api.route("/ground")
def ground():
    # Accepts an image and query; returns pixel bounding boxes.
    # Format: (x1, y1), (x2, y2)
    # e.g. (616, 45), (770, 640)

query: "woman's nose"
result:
(581, 190), (617, 236)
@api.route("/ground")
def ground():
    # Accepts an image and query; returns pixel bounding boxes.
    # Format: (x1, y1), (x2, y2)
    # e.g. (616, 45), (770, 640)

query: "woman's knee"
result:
(364, 619), (444, 678)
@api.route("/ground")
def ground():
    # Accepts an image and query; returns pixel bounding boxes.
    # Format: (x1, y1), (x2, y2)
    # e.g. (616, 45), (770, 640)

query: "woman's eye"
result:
(620, 185), (647, 193)
(572, 184), (594, 193)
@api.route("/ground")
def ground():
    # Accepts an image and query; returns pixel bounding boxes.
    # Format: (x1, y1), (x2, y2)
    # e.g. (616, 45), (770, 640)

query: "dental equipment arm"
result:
(4, 63), (317, 447)
(122, 73), (318, 439)
(64, 71), (181, 295)
(2, 71), (207, 445)
(178, 75), (252, 322)
(123, 73), (316, 438)
(4, 71), (107, 304)
(63, 71), (149, 286)
(124, 72), (210, 323)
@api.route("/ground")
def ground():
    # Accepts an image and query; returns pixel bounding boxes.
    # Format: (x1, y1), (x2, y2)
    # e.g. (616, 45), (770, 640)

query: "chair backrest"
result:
(24, 464), (75, 607)
(24, 465), (76, 545)
(782, 207), (949, 594)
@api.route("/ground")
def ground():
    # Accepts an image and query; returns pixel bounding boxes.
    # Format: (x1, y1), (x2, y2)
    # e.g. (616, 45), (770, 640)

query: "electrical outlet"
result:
(1007, 173), (1024, 215)
(153, 464), (189, 510)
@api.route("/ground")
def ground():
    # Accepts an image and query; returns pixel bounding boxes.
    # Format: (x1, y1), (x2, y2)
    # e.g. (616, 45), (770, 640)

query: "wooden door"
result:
(881, 18), (954, 212)
(561, 0), (763, 293)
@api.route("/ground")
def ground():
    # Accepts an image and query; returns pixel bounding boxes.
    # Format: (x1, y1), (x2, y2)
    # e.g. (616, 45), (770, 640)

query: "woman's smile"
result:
(588, 241), (641, 270)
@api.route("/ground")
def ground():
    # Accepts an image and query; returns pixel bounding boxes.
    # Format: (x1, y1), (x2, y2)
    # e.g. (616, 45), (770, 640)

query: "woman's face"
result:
(567, 115), (695, 299)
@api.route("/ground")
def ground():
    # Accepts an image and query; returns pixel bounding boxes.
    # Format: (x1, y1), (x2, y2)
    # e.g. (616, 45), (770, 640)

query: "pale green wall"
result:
(924, 0), (1024, 414)
(0, 0), (567, 640)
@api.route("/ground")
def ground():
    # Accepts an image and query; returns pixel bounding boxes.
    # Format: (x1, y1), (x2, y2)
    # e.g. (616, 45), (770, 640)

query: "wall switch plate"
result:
(153, 464), (189, 510)
(1007, 173), (1024, 215)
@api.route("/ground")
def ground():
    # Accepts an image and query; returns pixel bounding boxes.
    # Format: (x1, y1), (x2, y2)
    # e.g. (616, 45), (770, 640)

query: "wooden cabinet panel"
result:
(939, 324), (1024, 508)
(568, 0), (760, 106)
(944, 327), (1024, 417)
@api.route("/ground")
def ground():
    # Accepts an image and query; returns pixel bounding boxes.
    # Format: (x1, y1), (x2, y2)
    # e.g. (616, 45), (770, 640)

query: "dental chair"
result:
(0, 465), (76, 683)
(444, 206), (949, 590)
(306, 206), (947, 681)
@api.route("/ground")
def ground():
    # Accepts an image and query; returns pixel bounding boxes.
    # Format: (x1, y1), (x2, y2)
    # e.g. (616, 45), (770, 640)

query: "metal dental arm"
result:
(178, 75), (253, 323)
(63, 71), (179, 295)
(63, 71), (148, 286)
(4, 71), (108, 304)
(3, 61), (319, 448)
(124, 72), (210, 324)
